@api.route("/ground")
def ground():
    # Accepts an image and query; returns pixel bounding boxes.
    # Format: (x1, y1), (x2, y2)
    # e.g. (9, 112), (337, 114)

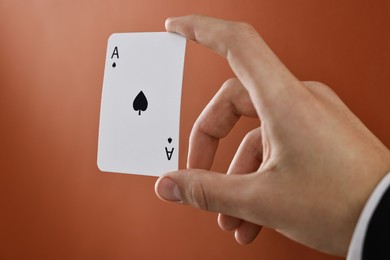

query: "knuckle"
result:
(242, 130), (256, 147)
(243, 128), (263, 161)
(220, 78), (240, 92)
(188, 179), (210, 211)
(233, 22), (256, 35)
(219, 77), (247, 99)
(305, 81), (339, 99)
(191, 113), (208, 136)
(305, 81), (330, 92)
(224, 21), (259, 41)
(245, 127), (260, 141)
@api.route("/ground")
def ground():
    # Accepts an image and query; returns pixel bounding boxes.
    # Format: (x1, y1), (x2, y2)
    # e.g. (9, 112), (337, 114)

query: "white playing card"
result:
(97, 32), (186, 176)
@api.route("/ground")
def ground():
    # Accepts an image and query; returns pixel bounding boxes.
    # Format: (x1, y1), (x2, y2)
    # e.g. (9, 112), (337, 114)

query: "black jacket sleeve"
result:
(363, 185), (390, 259)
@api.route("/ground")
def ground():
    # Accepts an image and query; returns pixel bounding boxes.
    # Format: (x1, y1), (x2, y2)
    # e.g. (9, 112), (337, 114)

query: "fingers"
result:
(234, 221), (262, 245)
(155, 169), (256, 219)
(218, 214), (262, 244)
(218, 214), (242, 231)
(165, 15), (304, 121)
(227, 127), (263, 174)
(187, 78), (257, 169)
(218, 128), (263, 236)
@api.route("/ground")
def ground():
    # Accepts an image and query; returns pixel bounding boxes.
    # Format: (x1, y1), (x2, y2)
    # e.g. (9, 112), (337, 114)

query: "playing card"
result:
(97, 32), (186, 176)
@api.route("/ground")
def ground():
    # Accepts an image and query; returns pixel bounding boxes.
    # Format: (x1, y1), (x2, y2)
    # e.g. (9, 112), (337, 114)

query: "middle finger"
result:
(187, 78), (258, 170)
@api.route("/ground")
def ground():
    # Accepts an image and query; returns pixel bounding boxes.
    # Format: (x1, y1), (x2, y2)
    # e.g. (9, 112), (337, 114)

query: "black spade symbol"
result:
(112, 62), (116, 68)
(168, 138), (172, 143)
(133, 91), (148, 115)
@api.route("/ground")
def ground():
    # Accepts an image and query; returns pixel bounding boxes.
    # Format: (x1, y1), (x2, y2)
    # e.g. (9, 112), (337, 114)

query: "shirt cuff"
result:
(347, 172), (390, 260)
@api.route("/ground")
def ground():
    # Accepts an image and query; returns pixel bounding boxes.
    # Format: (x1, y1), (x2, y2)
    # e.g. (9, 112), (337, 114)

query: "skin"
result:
(154, 15), (390, 256)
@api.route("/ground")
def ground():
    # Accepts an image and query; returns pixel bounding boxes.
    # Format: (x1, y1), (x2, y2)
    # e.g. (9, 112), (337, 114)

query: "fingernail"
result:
(157, 177), (181, 202)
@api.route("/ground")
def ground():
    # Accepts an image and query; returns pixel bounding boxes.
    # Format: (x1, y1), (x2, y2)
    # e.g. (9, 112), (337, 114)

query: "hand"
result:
(154, 15), (390, 256)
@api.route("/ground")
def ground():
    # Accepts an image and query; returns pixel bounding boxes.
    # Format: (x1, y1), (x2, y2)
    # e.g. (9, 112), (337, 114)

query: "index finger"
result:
(165, 15), (304, 122)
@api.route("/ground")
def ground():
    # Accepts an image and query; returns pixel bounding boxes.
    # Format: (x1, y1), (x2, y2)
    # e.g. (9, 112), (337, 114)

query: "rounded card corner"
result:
(97, 160), (106, 172)
(108, 33), (118, 42)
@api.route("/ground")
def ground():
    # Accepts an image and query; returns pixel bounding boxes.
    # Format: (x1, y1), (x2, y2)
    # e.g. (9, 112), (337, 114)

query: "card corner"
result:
(108, 32), (119, 42)
(96, 159), (106, 173)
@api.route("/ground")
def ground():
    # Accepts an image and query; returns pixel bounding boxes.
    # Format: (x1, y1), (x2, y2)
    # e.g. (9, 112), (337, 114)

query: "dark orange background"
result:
(0, 1), (389, 259)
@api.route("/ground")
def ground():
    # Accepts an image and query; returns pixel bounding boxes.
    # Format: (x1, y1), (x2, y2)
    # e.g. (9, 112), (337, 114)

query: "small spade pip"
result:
(133, 91), (148, 115)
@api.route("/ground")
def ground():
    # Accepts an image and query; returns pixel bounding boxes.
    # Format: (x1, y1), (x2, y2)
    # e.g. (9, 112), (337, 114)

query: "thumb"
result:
(155, 169), (253, 218)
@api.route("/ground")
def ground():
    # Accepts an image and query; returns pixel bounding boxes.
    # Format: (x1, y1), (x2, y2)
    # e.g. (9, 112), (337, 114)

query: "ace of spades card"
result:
(98, 32), (186, 176)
